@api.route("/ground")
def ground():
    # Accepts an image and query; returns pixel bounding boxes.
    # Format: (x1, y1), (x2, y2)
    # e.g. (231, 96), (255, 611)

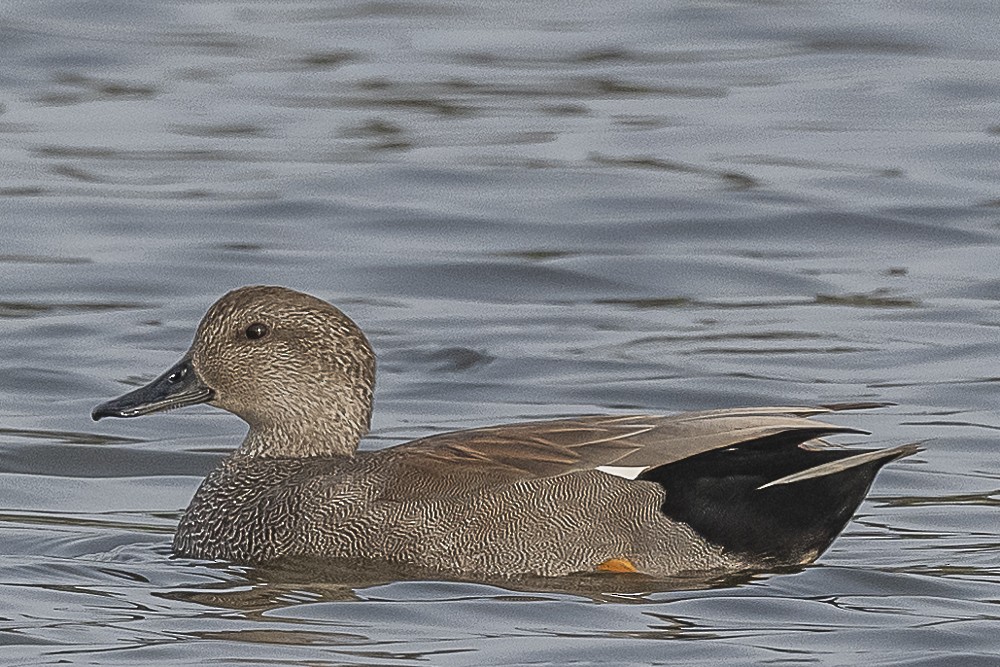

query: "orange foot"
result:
(595, 557), (639, 573)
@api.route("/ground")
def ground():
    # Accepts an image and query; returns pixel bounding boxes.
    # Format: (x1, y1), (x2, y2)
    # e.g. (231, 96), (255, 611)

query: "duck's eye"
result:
(245, 322), (269, 340)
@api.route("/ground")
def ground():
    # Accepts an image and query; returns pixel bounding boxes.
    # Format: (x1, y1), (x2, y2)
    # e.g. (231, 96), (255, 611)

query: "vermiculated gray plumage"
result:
(93, 286), (919, 579)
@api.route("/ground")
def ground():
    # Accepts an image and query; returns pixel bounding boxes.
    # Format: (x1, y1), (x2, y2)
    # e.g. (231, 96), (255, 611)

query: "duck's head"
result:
(93, 286), (376, 457)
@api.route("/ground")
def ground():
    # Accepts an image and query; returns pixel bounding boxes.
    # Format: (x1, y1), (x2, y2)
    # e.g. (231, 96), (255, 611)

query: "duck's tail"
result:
(640, 437), (921, 567)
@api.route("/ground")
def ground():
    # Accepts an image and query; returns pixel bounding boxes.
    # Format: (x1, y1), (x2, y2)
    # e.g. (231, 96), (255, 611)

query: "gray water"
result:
(2, 0), (998, 664)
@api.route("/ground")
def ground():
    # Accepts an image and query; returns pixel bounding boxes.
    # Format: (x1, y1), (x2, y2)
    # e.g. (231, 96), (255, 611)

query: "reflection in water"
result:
(158, 577), (362, 611)
(159, 556), (763, 616)
(189, 628), (370, 647)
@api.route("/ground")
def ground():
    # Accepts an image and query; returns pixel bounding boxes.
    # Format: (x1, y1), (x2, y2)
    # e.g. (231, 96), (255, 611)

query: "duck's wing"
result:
(378, 404), (884, 496)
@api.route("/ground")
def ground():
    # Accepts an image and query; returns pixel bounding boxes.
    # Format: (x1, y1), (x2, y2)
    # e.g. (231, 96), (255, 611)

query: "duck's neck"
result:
(237, 408), (371, 459)
(227, 354), (376, 459)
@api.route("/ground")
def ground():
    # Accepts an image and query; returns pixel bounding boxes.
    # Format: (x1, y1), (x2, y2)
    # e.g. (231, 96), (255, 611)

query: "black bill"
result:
(92, 357), (214, 420)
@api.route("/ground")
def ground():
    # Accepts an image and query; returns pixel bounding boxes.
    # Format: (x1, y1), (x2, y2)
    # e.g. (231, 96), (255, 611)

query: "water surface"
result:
(1, 1), (998, 665)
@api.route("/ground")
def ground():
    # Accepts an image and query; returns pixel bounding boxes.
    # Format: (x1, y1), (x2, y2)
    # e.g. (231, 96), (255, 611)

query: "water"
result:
(1, 0), (998, 664)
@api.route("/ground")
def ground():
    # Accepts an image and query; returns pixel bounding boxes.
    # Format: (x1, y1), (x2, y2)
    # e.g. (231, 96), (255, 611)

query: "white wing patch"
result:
(595, 465), (648, 480)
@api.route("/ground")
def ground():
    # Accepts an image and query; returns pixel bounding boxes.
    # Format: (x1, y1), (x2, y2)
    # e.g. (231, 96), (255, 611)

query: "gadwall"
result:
(93, 286), (918, 578)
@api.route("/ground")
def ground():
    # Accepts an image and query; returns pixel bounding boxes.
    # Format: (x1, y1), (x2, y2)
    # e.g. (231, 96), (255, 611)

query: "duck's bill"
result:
(92, 357), (214, 420)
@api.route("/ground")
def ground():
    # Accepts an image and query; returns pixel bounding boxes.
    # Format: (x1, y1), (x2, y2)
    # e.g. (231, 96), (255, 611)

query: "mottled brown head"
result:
(94, 286), (376, 458)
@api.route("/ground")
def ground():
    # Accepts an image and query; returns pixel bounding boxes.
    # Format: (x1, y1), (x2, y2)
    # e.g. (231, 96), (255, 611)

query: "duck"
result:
(92, 286), (918, 578)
